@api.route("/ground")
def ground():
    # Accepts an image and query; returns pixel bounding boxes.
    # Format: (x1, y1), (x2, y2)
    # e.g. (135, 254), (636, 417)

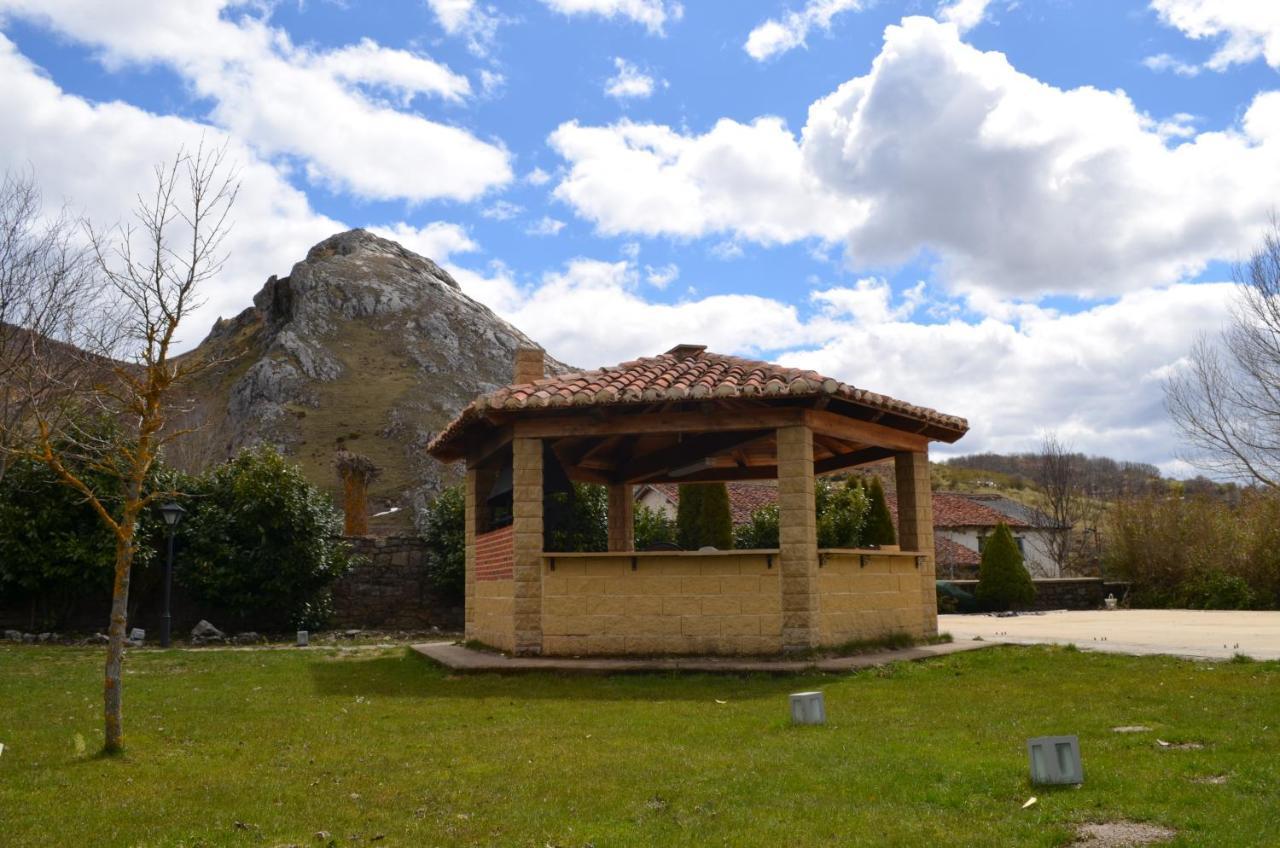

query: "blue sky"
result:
(1, 0), (1278, 472)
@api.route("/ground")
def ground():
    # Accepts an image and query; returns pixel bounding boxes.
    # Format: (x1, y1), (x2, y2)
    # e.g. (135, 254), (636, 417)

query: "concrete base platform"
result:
(411, 639), (992, 674)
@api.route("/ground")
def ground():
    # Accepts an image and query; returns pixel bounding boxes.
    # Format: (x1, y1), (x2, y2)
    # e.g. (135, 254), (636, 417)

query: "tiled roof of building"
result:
(428, 345), (968, 457)
(935, 536), (981, 567)
(886, 492), (1034, 529)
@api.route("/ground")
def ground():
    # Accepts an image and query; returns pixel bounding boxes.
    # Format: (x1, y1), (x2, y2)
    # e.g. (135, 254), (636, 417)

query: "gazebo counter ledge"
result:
(536, 548), (930, 656)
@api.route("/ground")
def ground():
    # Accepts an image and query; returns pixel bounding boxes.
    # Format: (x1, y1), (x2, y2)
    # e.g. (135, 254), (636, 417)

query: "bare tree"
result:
(23, 143), (237, 754)
(0, 170), (99, 482)
(1166, 220), (1280, 489)
(1032, 432), (1102, 575)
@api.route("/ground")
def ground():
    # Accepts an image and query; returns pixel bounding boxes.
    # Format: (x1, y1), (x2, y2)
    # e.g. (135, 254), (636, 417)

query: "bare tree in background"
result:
(1033, 432), (1101, 575)
(0, 170), (99, 482)
(22, 143), (237, 754)
(1166, 221), (1280, 489)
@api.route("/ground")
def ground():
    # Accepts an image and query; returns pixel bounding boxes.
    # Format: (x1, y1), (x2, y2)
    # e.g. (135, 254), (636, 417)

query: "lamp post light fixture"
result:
(158, 502), (186, 648)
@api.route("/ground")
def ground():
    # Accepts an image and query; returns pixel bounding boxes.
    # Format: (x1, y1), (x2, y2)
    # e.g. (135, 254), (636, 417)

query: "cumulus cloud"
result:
(936, 0), (992, 34)
(549, 117), (864, 243)
(554, 16), (1280, 303)
(451, 246), (1237, 466)
(605, 58), (658, 100)
(0, 0), (512, 202)
(525, 216), (567, 236)
(1142, 52), (1202, 77)
(426, 0), (506, 56)
(539, 0), (682, 34)
(369, 222), (479, 263)
(0, 32), (342, 349)
(1151, 0), (1280, 71)
(744, 0), (867, 61)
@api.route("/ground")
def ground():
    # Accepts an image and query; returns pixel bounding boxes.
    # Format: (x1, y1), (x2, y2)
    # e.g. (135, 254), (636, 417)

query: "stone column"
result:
(777, 424), (820, 652)
(511, 436), (544, 655)
(895, 449), (937, 637)
(463, 466), (495, 641)
(607, 483), (634, 552)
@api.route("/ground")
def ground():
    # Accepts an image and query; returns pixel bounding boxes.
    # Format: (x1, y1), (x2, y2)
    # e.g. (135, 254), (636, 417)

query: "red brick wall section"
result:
(476, 525), (515, 582)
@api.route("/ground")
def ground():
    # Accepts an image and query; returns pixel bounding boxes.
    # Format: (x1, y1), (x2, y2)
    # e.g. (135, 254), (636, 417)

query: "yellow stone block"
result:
(701, 595), (742, 615)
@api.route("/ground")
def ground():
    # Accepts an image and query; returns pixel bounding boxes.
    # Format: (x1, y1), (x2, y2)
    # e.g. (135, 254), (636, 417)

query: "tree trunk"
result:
(103, 529), (135, 754)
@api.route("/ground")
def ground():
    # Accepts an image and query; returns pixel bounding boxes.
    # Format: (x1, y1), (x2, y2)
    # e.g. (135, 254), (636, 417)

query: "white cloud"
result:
(482, 200), (524, 220)
(605, 57), (658, 100)
(426, 0), (506, 56)
(1142, 52), (1202, 77)
(525, 216), (567, 236)
(525, 167), (553, 186)
(368, 222), (478, 262)
(554, 16), (1280, 303)
(1151, 0), (1280, 71)
(549, 117), (864, 243)
(936, 0), (991, 34)
(745, 0), (867, 62)
(453, 246), (1238, 467)
(644, 263), (679, 288)
(539, 0), (682, 34)
(0, 31), (342, 351)
(0, 0), (512, 203)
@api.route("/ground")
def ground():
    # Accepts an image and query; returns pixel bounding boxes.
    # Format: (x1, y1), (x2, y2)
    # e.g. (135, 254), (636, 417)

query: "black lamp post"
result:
(158, 502), (186, 648)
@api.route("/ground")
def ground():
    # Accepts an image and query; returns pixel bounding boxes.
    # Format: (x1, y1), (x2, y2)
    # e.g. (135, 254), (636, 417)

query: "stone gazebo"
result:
(427, 345), (968, 656)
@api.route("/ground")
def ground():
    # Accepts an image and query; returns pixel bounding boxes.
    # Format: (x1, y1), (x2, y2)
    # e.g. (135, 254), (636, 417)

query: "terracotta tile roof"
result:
(428, 346), (968, 458)
(885, 492), (1034, 529)
(935, 536), (981, 568)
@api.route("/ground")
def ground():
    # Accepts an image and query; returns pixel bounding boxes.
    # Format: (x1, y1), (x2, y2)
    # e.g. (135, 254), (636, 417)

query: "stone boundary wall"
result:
(331, 536), (462, 630)
(943, 577), (1110, 611)
(541, 553), (782, 656)
(819, 552), (928, 644)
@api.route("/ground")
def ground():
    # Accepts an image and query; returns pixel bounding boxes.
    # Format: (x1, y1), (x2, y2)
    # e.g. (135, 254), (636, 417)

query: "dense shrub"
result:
(734, 479), (868, 549)
(1106, 493), (1280, 609)
(816, 478), (869, 548)
(0, 452), (169, 629)
(546, 483), (609, 552)
(420, 484), (465, 600)
(677, 482), (733, 550)
(634, 504), (677, 550)
(179, 446), (355, 629)
(975, 523), (1035, 611)
(734, 503), (780, 549)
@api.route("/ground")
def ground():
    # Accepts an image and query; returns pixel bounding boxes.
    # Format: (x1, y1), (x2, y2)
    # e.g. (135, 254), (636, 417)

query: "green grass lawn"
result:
(1, 644), (1277, 847)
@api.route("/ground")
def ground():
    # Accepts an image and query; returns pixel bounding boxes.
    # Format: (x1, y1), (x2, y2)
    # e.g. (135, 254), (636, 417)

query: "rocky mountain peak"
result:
(185, 229), (558, 532)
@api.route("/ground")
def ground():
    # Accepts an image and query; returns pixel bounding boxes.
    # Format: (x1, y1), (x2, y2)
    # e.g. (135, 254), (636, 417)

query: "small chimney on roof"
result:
(666, 344), (707, 359)
(514, 345), (546, 384)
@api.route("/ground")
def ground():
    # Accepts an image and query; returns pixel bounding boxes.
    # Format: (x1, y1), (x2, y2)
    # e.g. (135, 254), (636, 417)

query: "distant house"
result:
(639, 482), (1066, 578)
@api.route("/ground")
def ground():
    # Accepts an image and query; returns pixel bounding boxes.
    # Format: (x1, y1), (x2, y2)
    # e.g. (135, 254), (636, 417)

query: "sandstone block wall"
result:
(539, 553), (782, 656)
(818, 552), (928, 644)
(331, 536), (462, 629)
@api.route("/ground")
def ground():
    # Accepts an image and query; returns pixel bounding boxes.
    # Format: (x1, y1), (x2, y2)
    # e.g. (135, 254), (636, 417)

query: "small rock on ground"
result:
(1111, 726), (1151, 733)
(1071, 821), (1176, 847)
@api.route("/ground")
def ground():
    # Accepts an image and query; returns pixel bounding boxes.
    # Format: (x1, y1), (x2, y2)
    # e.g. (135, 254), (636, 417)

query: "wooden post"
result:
(777, 424), (819, 652)
(607, 483), (634, 552)
(895, 449), (937, 637)
(511, 436), (544, 655)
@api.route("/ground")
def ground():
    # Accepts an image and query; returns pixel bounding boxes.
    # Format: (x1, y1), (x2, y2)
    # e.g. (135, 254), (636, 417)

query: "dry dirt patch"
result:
(1070, 821), (1176, 847)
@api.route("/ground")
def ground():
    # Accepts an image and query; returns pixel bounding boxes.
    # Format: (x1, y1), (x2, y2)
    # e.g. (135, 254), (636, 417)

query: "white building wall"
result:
(936, 527), (1061, 578)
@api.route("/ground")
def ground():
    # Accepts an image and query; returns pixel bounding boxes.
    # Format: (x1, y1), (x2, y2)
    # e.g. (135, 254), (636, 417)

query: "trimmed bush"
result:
(975, 522), (1035, 611)
(816, 478), (869, 548)
(179, 446), (355, 630)
(677, 482), (733, 550)
(546, 483), (608, 553)
(734, 503), (780, 549)
(861, 477), (897, 547)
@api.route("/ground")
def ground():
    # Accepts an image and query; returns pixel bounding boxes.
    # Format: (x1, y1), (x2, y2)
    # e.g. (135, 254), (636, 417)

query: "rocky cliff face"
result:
(183, 229), (556, 533)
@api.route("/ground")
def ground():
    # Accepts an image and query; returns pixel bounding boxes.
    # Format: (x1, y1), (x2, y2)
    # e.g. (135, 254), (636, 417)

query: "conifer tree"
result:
(975, 522), (1036, 611)
(862, 477), (897, 547)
